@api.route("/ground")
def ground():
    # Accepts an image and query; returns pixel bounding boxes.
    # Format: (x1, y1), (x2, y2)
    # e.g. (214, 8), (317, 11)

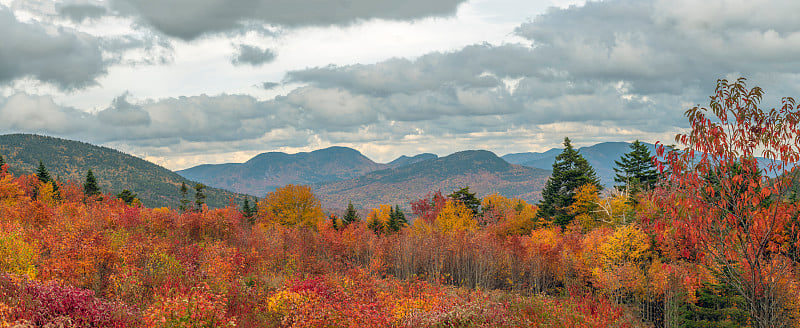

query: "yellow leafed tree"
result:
(434, 199), (477, 233)
(257, 184), (324, 228)
(481, 193), (544, 235)
(366, 204), (392, 232)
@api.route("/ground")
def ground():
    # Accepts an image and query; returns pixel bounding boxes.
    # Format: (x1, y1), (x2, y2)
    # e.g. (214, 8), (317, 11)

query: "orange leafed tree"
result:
(655, 78), (800, 327)
(257, 184), (324, 228)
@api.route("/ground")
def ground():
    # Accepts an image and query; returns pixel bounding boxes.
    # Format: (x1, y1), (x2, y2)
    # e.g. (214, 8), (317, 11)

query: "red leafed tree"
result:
(655, 78), (800, 327)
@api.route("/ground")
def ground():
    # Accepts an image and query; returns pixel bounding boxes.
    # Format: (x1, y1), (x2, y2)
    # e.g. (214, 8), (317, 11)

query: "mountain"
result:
(314, 150), (550, 209)
(387, 153), (438, 168)
(0, 134), (245, 208)
(502, 142), (658, 187)
(177, 146), (388, 196)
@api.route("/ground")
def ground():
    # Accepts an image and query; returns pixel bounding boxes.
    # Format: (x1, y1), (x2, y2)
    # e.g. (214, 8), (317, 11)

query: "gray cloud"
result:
(97, 93), (151, 126)
(112, 0), (467, 40)
(0, 7), (106, 89)
(57, 3), (107, 22)
(232, 44), (275, 66)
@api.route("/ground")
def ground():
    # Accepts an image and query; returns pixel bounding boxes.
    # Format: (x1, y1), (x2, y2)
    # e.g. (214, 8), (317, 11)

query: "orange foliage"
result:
(257, 184), (324, 228)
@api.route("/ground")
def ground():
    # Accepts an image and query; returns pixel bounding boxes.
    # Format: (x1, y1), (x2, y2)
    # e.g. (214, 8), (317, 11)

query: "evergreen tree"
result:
(0, 154), (5, 172)
(242, 198), (256, 224)
(329, 214), (339, 230)
(386, 206), (400, 232)
(613, 140), (658, 194)
(343, 202), (359, 225)
(83, 169), (101, 197)
(194, 183), (207, 210)
(117, 189), (137, 205)
(36, 161), (52, 183)
(394, 205), (407, 225)
(538, 137), (602, 227)
(179, 182), (190, 212)
(448, 187), (481, 215)
(679, 275), (748, 327)
(35, 161), (59, 198)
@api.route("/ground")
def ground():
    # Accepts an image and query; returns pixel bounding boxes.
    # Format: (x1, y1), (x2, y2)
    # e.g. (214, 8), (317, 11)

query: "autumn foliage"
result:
(1, 79), (799, 327)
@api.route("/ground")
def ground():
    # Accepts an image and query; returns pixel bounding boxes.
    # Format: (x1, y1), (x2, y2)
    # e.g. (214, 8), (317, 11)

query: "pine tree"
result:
(448, 187), (481, 215)
(394, 205), (407, 225)
(343, 202), (359, 225)
(242, 198), (256, 224)
(538, 137), (602, 227)
(386, 206), (400, 232)
(36, 161), (52, 183)
(35, 161), (59, 199)
(194, 183), (207, 210)
(83, 169), (101, 197)
(117, 189), (137, 205)
(613, 140), (658, 195)
(179, 182), (190, 212)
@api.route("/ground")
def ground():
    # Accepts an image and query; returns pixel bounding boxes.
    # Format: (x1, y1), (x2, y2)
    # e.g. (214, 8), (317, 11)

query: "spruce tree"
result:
(36, 161), (52, 183)
(394, 205), (407, 225)
(0, 154), (5, 171)
(242, 198), (256, 224)
(448, 187), (481, 215)
(386, 206), (400, 232)
(179, 182), (189, 212)
(343, 202), (359, 225)
(613, 140), (658, 194)
(117, 189), (137, 205)
(538, 137), (602, 227)
(83, 169), (101, 197)
(194, 183), (207, 210)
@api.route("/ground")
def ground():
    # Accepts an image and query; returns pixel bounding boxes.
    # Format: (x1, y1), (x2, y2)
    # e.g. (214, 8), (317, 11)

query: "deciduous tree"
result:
(257, 184), (324, 228)
(655, 78), (800, 327)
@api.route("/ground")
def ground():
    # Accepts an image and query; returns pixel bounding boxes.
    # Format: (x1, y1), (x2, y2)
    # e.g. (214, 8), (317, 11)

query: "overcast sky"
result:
(2, 0), (800, 170)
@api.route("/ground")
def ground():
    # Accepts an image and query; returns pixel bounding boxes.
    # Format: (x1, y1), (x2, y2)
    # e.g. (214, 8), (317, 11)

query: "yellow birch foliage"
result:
(366, 204), (392, 231)
(482, 193), (544, 235)
(435, 199), (477, 233)
(599, 225), (650, 267)
(0, 229), (38, 279)
(257, 184), (324, 228)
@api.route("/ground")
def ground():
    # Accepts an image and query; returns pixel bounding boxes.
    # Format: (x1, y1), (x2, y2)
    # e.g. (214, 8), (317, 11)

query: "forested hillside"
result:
(0, 134), (245, 208)
(314, 150), (550, 209)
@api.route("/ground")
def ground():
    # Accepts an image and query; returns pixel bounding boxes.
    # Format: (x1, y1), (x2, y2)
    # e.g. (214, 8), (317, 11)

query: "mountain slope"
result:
(177, 146), (387, 196)
(387, 153), (438, 168)
(0, 134), (245, 208)
(502, 142), (658, 187)
(314, 150), (550, 209)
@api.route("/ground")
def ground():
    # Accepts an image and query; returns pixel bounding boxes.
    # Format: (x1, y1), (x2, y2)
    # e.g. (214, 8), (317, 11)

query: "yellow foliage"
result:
(599, 225), (650, 267)
(0, 230), (39, 279)
(483, 193), (544, 235)
(0, 175), (23, 208)
(435, 199), (477, 233)
(257, 184), (324, 228)
(37, 181), (59, 207)
(366, 204), (393, 231)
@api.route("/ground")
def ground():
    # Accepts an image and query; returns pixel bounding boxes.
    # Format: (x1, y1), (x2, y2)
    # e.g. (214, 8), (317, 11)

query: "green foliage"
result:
(83, 169), (101, 197)
(194, 183), (207, 210)
(117, 189), (137, 205)
(242, 198), (256, 224)
(36, 160), (52, 183)
(179, 182), (189, 212)
(538, 137), (602, 227)
(679, 279), (749, 327)
(343, 202), (359, 225)
(613, 140), (657, 195)
(448, 186), (481, 215)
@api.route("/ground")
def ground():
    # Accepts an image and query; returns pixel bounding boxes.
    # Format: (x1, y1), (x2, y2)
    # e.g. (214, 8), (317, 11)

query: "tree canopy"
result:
(538, 137), (601, 227)
(613, 140), (657, 195)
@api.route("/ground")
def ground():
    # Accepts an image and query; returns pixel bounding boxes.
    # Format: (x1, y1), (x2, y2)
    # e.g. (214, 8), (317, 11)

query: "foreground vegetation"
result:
(0, 78), (799, 327)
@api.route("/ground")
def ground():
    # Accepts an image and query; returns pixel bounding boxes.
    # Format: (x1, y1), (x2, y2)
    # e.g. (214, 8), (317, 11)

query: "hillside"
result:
(0, 134), (245, 208)
(387, 153), (438, 168)
(314, 150), (550, 209)
(177, 146), (388, 196)
(502, 142), (658, 187)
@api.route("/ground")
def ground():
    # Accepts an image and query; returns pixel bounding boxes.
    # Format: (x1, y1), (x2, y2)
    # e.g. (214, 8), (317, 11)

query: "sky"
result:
(2, 0), (800, 170)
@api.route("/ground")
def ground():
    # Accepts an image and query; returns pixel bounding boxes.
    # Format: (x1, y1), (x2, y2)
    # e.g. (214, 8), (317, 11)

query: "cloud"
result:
(96, 93), (151, 126)
(232, 44), (275, 66)
(112, 0), (468, 40)
(0, 7), (106, 89)
(57, 3), (107, 22)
